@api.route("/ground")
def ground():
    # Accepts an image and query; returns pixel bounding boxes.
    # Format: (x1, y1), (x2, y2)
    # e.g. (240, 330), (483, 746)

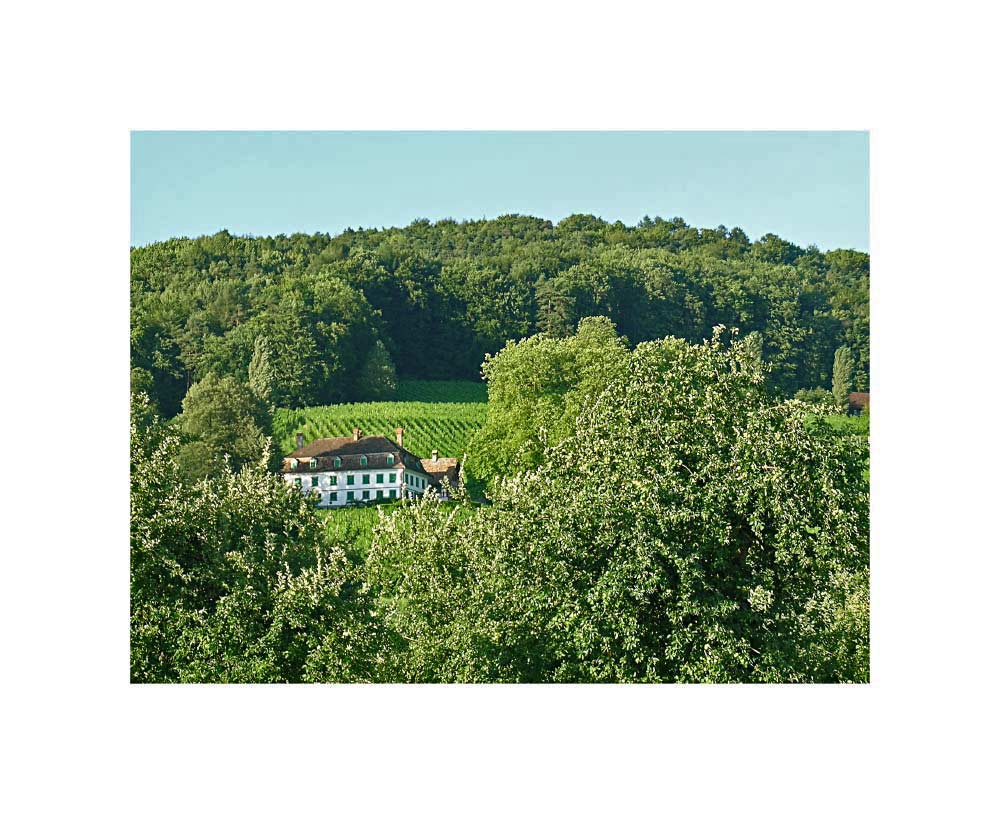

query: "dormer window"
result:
(333, 456), (341, 468)
(386, 454), (394, 465)
(290, 459), (298, 470)
(359, 455), (367, 467)
(309, 459), (318, 470)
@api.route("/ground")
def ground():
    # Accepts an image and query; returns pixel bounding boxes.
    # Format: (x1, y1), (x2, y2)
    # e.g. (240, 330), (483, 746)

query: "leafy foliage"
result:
(176, 372), (274, 477)
(131, 217), (869, 417)
(365, 331), (870, 682)
(130, 393), (390, 682)
(466, 316), (629, 487)
(129, 215), (870, 684)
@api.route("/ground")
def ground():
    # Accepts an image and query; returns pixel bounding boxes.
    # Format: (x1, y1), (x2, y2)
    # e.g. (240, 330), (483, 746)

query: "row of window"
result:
(291, 454), (394, 470)
(294, 472), (398, 489)
(326, 489), (397, 504)
(405, 473), (427, 489)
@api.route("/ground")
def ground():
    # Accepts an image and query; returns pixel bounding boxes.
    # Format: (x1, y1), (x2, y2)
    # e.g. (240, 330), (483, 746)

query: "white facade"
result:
(283, 466), (430, 508)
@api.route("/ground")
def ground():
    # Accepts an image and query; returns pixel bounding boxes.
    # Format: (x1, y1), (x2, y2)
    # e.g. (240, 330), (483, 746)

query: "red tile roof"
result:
(420, 456), (460, 486)
(282, 434), (426, 474)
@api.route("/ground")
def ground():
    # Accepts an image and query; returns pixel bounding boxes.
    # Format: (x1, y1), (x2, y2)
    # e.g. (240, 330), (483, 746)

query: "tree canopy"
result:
(365, 331), (870, 682)
(131, 217), (869, 416)
(130, 393), (389, 682)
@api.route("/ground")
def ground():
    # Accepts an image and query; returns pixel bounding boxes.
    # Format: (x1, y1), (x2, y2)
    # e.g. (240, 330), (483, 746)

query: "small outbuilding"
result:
(848, 392), (870, 415)
(419, 450), (461, 501)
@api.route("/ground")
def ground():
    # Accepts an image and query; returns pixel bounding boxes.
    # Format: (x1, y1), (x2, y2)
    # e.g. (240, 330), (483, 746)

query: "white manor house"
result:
(282, 427), (459, 508)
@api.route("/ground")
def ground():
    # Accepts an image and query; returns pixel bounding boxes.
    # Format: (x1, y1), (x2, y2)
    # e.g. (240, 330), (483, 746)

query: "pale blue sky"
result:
(131, 131), (869, 251)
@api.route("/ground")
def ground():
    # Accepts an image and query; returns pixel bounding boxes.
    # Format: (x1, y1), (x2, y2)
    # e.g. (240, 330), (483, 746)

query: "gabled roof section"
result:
(420, 456), (460, 486)
(283, 434), (427, 474)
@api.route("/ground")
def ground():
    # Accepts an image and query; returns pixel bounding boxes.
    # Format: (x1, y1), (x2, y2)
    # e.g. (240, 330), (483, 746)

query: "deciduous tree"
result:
(368, 332), (869, 682)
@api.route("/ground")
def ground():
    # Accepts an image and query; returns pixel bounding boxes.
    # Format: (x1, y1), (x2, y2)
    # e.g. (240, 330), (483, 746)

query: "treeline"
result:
(131, 214), (869, 417)
(131, 331), (869, 683)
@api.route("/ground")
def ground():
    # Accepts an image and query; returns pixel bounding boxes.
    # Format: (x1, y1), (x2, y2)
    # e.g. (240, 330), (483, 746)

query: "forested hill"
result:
(131, 214), (869, 417)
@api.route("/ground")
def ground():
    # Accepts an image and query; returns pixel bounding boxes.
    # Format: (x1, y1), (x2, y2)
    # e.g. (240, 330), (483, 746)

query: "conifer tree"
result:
(357, 339), (398, 400)
(832, 345), (855, 412)
(248, 334), (278, 406)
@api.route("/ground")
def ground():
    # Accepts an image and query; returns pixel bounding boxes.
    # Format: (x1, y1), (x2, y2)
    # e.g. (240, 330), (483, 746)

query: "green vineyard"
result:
(272, 398), (488, 458)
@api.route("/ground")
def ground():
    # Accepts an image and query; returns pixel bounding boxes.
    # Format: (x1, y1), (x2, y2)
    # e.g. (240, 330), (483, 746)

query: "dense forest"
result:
(131, 214), (870, 418)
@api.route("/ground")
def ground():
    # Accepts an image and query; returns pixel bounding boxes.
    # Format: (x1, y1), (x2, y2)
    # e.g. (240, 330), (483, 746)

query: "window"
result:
(376, 473), (384, 484)
(347, 475), (355, 486)
(329, 492), (337, 504)
(359, 455), (367, 467)
(362, 474), (370, 485)
(346, 491), (355, 502)
(386, 454), (394, 465)
(389, 489), (396, 499)
(363, 490), (370, 500)
(294, 478), (302, 488)
(311, 476), (319, 487)
(389, 473), (396, 484)
(377, 490), (383, 500)
(290, 459), (298, 469)
(309, 459), (318, 470)
(329, 475), (337, 486)
(333, 456), (341, 468)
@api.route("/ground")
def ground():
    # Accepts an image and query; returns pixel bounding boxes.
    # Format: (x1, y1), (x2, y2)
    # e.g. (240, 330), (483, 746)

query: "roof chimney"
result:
(431, 449), (439, 462)
(396, 426), (404, 446)
(352, 428), (361, 442)
(295, 432), (305, 449)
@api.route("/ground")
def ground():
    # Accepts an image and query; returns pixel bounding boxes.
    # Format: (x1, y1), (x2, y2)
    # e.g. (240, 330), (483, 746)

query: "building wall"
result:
(283, 467), (429, 508)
